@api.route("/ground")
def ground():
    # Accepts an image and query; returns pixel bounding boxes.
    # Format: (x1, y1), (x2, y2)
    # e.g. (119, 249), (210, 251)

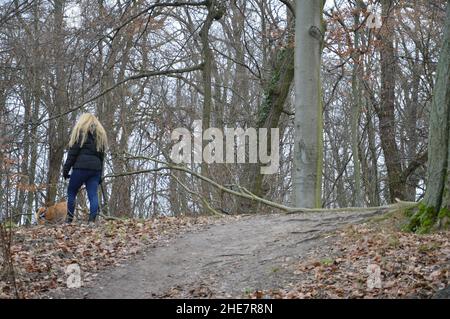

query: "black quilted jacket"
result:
(63, 132), (104, 174)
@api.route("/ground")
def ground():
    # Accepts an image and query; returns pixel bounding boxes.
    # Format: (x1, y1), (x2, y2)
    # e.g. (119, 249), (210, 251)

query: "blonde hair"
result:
(69, 113), (108, 151)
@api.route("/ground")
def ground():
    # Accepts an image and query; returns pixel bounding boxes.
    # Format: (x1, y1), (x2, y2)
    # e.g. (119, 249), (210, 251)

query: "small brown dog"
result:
(36, 201), (68, 225)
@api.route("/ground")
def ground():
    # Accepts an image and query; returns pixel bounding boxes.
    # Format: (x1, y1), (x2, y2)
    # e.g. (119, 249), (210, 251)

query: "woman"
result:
(63, 113), (108, 223)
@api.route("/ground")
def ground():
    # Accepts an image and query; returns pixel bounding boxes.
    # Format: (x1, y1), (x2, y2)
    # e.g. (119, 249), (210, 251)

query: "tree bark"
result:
(252, 53), (293, 198)
(106, 34), (134, 217)
(423, 0), (450, 212)
(293, 0), (324, 208)
(199, 0), (224, 208)
(405, 50), (420, 201)
(46, 0), (68, 205)
(351, 10), (363, 206)
(376, 0), (404, 202)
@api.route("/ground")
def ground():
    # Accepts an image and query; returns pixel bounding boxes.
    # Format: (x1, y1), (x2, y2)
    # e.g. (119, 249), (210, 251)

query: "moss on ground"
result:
(403, 203), (450, 234)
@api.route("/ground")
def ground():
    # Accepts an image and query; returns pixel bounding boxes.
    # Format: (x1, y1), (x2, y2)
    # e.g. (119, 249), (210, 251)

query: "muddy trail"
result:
(49, 209), (386, 299)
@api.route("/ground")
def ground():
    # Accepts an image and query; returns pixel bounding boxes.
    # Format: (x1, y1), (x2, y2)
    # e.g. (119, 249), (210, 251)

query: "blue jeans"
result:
(67, 169), (102, 222)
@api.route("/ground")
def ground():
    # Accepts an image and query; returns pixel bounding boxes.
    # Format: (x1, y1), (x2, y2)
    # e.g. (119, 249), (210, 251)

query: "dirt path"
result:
(51, 209), (386, 299)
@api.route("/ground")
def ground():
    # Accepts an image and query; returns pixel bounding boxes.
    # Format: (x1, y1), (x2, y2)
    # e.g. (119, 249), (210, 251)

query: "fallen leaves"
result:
(250, 223), (449, 299)
(2, 212), (447, 299)
(0, 216), (223, 299)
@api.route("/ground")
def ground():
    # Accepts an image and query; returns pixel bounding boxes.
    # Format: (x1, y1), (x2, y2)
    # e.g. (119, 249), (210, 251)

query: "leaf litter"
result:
(0, 216), (226, 299)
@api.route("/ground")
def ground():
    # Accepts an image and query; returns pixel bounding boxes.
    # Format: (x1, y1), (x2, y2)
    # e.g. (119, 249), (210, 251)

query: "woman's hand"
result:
(63, 170), (71, 180)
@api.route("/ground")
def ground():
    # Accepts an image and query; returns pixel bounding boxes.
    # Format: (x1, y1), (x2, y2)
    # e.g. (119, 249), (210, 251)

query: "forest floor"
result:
(1, 208), (449, 299)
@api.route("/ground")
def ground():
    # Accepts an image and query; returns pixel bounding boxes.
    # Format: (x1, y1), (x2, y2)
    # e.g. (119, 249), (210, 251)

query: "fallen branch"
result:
(170, 173), (222, 216)
(99, 213), (124, 221)
(114, 153), (420, 215)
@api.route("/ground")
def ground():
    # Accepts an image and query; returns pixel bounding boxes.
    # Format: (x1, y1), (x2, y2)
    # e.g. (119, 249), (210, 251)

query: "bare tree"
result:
(293, 0), (325, 208)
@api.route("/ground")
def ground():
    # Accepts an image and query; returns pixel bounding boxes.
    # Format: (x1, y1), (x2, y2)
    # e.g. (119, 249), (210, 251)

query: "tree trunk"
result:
(293, 0), (324, 208)
(405, 51), (420, 201)
(408, 1), (450, 232)
(46, 0), (68, 205)
(252, 11), (295, 200)
(107, 35), (133, 217)
(351, 10), (363, 206)
(25, 0), (41, 225)
(423, 1), (450, 212)
(15, 95), (31, 223)
(199, 0), (216, 203)
(376, 0), (404, 203)
(199, 0), (224, 210)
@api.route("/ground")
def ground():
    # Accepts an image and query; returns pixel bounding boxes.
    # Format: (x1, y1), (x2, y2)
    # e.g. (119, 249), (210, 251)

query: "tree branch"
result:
(111, 1), (209, 40)
(32, 63), (204, 127)
(170, 173), (222, 216)
(279, 0), (295, 17)
(402, 150), (428, 181)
